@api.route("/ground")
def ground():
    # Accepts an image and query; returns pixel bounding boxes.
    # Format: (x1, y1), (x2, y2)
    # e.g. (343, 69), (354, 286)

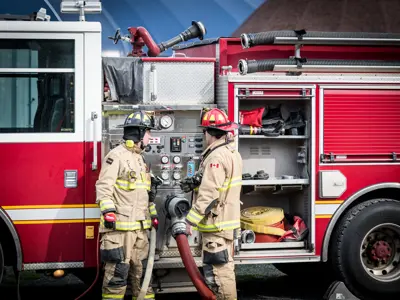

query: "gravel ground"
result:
(0, 265), (329, 300)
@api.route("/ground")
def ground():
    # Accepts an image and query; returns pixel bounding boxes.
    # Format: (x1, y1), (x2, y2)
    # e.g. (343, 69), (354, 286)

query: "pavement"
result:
(0, 264), (330, 300)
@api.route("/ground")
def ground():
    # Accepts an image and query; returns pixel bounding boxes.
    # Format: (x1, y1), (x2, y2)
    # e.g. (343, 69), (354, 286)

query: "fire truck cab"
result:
(1, 4), (400, 300)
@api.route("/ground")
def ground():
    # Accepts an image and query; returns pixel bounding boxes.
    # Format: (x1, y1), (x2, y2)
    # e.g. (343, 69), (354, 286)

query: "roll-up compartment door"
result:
(322, 88), (400, 162)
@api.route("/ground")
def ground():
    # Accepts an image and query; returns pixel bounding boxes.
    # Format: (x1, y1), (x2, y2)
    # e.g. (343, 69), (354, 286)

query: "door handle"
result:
(91, 111), (98, 171)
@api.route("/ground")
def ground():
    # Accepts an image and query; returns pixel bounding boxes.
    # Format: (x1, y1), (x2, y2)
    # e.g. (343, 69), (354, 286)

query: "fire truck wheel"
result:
(331, 198), (400, 300)
(0, 241), (4, 284)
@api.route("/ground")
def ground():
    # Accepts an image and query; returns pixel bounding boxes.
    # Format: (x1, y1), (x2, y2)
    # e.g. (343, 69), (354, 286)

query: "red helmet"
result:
(199, 108), (238, 132)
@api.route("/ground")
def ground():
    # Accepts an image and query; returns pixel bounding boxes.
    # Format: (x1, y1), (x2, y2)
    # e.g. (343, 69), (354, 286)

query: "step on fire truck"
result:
(1, 2), (400, 300)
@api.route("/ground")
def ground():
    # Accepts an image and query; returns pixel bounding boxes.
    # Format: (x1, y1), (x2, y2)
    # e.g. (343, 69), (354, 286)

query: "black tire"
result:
(0, 241), (4, 284)
(330, 199), (400, 300)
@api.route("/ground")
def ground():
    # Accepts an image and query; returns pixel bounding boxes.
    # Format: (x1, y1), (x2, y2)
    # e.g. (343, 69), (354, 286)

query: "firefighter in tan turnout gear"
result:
(96, 110), (160, 300)
(181, 108), (243, 300)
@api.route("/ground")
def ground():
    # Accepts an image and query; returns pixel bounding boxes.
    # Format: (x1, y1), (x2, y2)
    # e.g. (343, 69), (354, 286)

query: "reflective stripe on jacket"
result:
(186, 138), (243, 240)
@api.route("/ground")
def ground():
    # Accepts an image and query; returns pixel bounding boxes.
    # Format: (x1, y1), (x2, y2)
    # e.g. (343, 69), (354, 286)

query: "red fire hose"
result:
(175, 234), (216, 300)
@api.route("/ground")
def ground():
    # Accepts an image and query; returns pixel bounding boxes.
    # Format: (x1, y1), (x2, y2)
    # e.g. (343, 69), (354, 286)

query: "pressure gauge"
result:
(173, 156), (181, 164)
(159, 115), (173, 129)
(161, 156), (169, 164)
(161, 172), (169, 180)
(173, 172), (181, 180)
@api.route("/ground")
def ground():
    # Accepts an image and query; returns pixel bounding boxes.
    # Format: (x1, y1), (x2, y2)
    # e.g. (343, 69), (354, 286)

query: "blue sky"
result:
(1, 0), (265, 56)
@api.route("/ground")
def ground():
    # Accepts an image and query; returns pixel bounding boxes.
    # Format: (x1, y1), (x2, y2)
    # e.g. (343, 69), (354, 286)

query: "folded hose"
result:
(240, 206), (286, 236)
(137, 227), (156, 300)
(176, 234), (216, 300)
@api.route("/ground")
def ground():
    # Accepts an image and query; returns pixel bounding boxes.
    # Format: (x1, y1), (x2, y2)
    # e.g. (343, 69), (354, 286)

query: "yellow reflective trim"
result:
(149, 203), (157, 216)
(145, 294), (155, 299)
(102, 293), (124, 299)
(188, 209), (203, 220)
(219, 176), (242, 191)
(100, 216), (152, 231)
(197, 220), (240, 233)
(99, 199), (115, 212)
(186, 209), (203, 225)
(114, 179), (150, 191)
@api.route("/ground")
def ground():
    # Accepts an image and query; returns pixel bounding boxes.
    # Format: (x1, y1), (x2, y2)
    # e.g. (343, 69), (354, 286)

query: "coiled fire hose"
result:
(240, 206), (286, 236)
(137, 227), (157, 300)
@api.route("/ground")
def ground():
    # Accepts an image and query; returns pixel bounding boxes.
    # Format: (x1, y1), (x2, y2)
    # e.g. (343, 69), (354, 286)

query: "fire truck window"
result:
(0, 39), (74, 69)
(0, 73), (75, 133)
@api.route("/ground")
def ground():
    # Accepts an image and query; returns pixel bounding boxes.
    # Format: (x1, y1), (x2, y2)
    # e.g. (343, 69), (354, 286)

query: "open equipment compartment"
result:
(234, 84), (315, 256)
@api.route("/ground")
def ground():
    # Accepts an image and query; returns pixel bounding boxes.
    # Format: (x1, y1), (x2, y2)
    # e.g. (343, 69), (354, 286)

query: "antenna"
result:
(60, 0), (102, 21)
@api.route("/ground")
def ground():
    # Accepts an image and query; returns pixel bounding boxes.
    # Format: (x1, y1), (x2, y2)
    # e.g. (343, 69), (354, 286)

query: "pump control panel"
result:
(141, 110), (205, 190)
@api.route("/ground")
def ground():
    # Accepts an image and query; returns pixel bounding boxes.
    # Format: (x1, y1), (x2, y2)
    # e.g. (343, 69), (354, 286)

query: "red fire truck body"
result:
(1, 15), (400, 300)
(173, 37), (400, 262)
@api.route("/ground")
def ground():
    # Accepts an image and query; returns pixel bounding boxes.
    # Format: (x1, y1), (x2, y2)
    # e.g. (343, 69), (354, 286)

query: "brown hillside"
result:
(233, 0), (400, 36)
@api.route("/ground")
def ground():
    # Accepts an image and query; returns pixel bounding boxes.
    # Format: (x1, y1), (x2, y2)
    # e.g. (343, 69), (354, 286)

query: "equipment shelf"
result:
(240, 241), (305, 250)
(242, 178), (309, 186)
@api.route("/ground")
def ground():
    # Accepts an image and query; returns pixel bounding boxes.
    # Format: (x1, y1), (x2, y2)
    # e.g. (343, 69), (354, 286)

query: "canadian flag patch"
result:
(210, 163), (219, 168)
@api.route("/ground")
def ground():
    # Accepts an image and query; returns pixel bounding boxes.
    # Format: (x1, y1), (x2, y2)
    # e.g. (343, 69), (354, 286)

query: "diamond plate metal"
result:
(153, 257), (203, 269)
(142, 61), (215, 104)
(23, 261), (84, 270)
(159, 248), (201, 258)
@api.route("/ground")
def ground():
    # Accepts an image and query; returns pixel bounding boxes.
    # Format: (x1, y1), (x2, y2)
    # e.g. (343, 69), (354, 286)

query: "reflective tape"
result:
(132, 294), (155, 300)
(195, 220), (240, 233)
(102, 293), (124, 299)
(186, 209), (204, 226)
(149, 203), (157, 216)
(219, 176), (242, 191)
(100, 216), (151, 231)
(99, 199), (115, 213)
(4, 207), (100, 221)
(114, 179), (150, 191)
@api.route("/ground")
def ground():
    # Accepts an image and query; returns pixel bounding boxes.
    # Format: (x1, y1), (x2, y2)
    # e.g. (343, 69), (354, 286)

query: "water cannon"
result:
(109, 21), (206, 57)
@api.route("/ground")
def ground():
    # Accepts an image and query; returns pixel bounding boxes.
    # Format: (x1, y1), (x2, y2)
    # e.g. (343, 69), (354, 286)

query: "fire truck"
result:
(1, 3), (400, 300)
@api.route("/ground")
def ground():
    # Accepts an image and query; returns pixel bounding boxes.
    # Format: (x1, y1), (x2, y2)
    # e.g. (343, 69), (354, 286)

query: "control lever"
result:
(108, 28), (131, 44)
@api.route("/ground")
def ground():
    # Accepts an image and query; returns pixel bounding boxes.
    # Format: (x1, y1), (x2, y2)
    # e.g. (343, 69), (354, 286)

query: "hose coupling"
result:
(241, 230), (256, 244)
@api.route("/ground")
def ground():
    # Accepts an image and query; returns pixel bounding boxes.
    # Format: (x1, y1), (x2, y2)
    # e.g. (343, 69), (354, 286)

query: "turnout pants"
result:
(100, 229), (155, 300)
(201, 233), (237, 300)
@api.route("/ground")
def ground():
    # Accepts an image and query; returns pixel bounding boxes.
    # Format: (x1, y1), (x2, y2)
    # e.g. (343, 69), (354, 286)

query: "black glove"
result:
(149, 174), (163, 202)
(148, 185), (157, 202)
(180, 177), (194, 193)
(180, 172), (203, 193)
